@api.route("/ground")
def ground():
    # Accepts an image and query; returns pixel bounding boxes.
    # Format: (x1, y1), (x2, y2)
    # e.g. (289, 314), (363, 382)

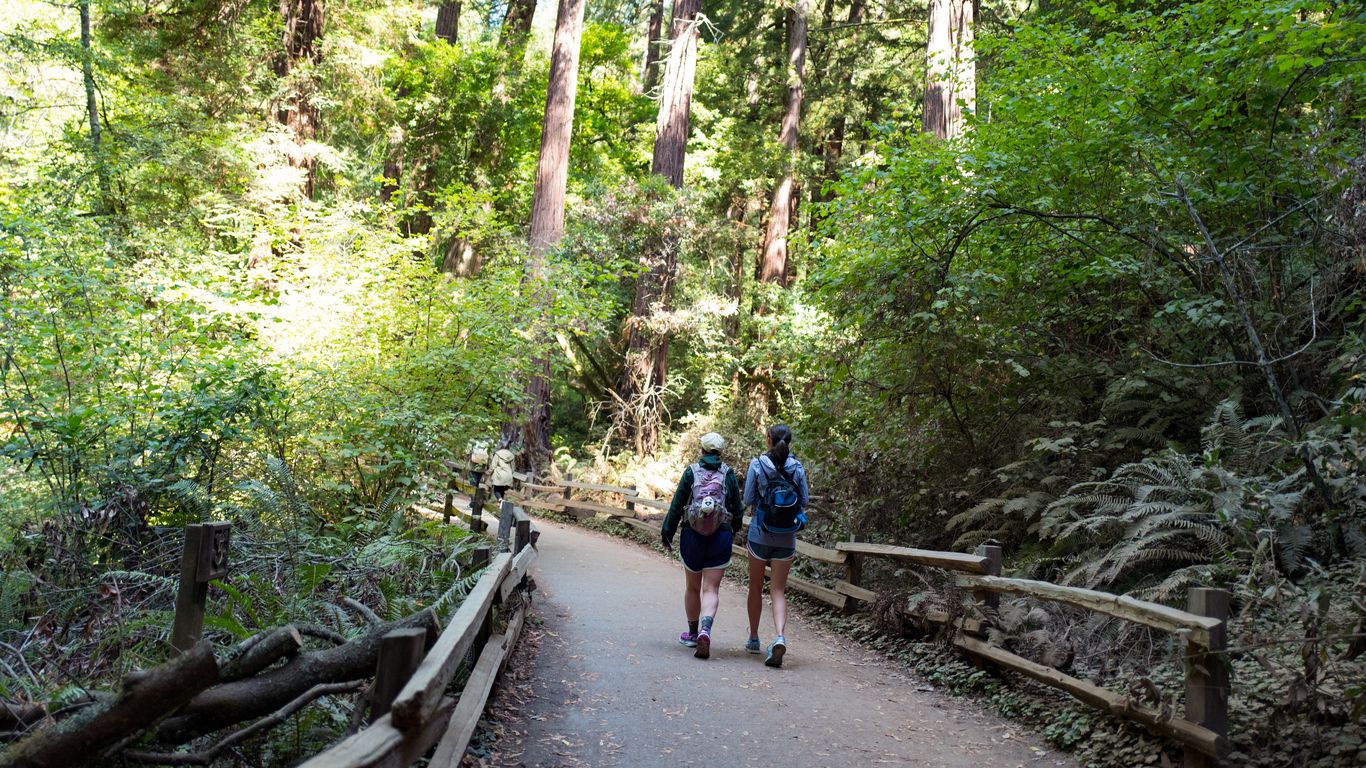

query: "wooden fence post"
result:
(625, 484), (636, 517)
(442, 473), (456, 526)
(973, 544), (1003, 617)
(1184, 588), (1229, 768)
(470, 487), (487, 533)
(843, 535), (864, 616)
(471, 547), (493, 654)
(515, 517), (531, 555)
(370, 628), (427, 719)
(171, 522), (231, 653)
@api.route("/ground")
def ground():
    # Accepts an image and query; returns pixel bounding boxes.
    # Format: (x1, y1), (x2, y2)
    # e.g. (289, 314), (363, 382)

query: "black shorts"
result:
(679, 527), (734, 572)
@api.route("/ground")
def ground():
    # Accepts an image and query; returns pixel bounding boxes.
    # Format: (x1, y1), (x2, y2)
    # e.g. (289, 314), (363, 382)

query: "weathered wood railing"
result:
(510, 477), (1230, 768)
(299, 507), (538, 768)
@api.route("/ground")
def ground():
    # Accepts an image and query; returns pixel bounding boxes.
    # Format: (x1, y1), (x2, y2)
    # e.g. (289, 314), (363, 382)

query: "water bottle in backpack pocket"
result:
(758, 459), (805, 534)
(685, 463), (731, 536)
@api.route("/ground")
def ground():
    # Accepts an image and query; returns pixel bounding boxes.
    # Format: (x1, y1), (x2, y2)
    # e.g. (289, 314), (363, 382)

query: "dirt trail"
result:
(478, 519), (1077, 768)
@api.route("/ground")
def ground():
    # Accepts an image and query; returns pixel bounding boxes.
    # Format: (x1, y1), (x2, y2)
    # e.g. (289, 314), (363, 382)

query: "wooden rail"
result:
(512, 476), (1229, 766)
(300, 505), (539, 767)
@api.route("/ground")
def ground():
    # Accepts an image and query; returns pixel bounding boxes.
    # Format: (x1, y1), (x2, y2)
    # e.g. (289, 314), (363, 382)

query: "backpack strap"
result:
(759, 454), (793, 483)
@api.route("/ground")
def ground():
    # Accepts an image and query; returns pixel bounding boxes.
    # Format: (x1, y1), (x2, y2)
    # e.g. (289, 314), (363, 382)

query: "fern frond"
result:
(946, 499), (1004, 532)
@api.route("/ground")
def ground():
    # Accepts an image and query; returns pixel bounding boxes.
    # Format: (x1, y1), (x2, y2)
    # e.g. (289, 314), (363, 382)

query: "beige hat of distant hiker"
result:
(699, 432), (725, 452)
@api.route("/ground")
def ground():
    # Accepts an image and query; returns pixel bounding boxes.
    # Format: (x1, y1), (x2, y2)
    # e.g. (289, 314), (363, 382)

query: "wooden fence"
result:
(509, 476), (1230, 768)
(296, 506), (538, 768)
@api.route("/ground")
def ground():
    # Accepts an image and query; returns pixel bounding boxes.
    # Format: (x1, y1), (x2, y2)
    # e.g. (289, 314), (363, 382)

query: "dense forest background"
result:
(1, 0), (1364, 765)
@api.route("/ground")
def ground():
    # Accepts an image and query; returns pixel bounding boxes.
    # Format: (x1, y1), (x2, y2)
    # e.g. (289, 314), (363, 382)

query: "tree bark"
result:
(649, 0), (701, 188)
(0, 643), (219, 768)
(219, 625), (304, 683)
(613, 0), (702, 456)
(154, 610), (437, 744)
(500, 0), (537, 69)
(435, 1), (460, 44)
(922, 0), (974, 140)
(78, 0), (113, 214)
(506, 0), (588, 470)
(640, 0), (666, 93)
(275, 0), (325, 197)
(758, 0), (810, 286)
(814, 0), (865, 211)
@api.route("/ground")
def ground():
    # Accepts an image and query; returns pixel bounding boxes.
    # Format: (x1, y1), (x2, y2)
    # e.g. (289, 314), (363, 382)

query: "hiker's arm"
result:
(741, 461), (759, 508)
(661, 467), (693, 545)
(726, 470), (745, 533)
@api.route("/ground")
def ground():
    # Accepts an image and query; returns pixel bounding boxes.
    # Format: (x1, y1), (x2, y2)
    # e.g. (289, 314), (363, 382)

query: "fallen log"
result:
(0, 642), (219, 768)
(0, 703), (44, 731)
(220, 626), (304, 683)
(122, 682), (363, 765)
(154, 610), (437, 745)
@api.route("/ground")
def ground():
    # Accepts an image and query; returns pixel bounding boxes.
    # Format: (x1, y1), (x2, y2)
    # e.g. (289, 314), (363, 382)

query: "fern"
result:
(1042, 399), (1324, 592)
(430, 568), (483, 620)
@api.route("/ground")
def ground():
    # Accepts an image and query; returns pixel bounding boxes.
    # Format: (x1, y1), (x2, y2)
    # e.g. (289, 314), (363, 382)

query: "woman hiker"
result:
(743, 424), (809, 668)
(660, 432), (744, 659)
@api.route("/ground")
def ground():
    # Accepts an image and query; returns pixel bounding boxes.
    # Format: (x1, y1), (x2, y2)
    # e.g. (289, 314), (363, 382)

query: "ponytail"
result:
(766, 424), (793, 468)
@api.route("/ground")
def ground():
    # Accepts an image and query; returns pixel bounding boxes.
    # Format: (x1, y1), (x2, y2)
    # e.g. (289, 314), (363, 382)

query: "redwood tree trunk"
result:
(758, 0), (810, 285)
(922, 0), (974, 140)
(435, 1), (460, 44)
(505, 0), (587, 470)
(649, 0), (701, 187)
(276, 0), (324, 197)
(501, 0), (537, 66)
(640, 0), (666, 93)
(614, 0), (702, 456)
(814, 0), (865, 211)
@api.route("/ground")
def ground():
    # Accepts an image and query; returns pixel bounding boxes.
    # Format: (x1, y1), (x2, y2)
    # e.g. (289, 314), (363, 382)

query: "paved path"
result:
(480, 519), (1076, 768)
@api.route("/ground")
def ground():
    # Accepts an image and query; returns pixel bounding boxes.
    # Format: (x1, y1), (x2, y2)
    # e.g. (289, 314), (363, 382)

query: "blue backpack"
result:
(757, 458), (805, 534)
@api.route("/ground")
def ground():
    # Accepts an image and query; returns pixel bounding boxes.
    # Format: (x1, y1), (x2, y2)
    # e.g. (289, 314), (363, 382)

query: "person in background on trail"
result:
(743, 424), (809, 668)
(468, 439), (491, 489)
(660, 432), (744, 660)
(490, 441), (519, 550)
(489, 442), (516, 502)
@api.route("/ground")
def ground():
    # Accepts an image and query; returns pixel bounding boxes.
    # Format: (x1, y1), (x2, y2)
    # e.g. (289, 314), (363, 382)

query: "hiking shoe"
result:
(765, 637), (786, 668)
(694, 630), (711, 659)
(678, 631), (698, 648)
(744, 638), (762, 654)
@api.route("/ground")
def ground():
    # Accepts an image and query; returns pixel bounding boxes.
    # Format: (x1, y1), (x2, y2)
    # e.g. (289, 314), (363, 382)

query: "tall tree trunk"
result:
(276, 0), (324, 197)
(922, 0), (974, 140)
(814, 0), (864, 212)
(649, 0), (701, 187)
(504, 0), (587, 470)
(640, 0), (666, 93)
(758, 0), (810, 286)
(435, 1), (460, 44)
(78, 0), (113, 214)
(615, 0), (702, 456)
(500, 0), (537, 72)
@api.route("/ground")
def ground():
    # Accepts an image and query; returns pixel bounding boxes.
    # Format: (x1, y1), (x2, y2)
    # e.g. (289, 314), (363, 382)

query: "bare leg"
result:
(700, 567), (724, 621)
(746, 554), (766, 639)
(684, 568), (702, 623)
(768, 556), (792, 639)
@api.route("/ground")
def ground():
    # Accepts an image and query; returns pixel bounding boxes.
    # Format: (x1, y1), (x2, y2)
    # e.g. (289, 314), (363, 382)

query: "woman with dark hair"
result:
(742, 424), (809, 668)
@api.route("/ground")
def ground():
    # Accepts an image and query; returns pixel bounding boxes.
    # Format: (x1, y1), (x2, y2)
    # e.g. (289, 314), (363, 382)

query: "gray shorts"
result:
(747, 541), (795, 562)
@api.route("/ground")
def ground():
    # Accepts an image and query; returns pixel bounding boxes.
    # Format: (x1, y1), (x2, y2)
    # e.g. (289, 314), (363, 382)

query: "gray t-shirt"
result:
(743, 455), (809, 548)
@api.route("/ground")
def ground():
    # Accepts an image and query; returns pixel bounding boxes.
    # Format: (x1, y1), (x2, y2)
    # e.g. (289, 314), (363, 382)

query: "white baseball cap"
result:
(699, 432), (725, 452)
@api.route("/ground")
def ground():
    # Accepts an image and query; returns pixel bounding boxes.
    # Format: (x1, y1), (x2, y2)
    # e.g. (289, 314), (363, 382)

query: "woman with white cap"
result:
(660, 431), (744, 659)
